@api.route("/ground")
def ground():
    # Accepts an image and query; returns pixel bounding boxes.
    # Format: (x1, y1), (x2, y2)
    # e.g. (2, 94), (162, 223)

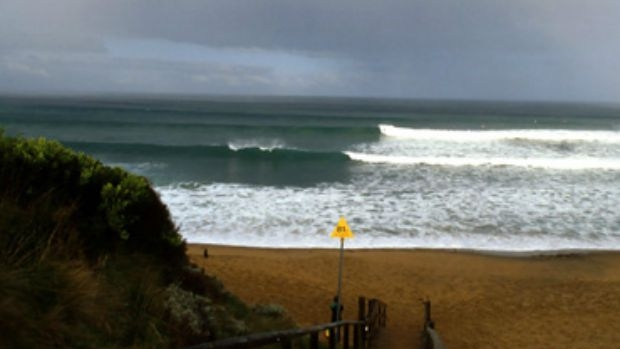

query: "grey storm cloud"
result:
(0, 0), (619, 101)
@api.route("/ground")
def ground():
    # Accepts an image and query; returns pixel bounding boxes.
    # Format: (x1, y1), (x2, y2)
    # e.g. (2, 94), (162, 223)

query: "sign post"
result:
(330, 216), (354, 323)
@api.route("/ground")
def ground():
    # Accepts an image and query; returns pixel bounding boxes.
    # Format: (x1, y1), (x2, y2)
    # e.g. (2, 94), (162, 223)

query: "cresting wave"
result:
(344, 152), (620, 170)
(228, 141), (284, 152)
(64, 141), (350, 162)
(379, 124), (620, 143)
(365, 124), (620, 170)
(65, 140), (620, 171)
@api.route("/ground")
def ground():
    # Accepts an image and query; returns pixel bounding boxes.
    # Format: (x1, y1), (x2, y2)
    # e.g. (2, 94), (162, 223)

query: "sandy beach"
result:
(188, 244), (620, 349)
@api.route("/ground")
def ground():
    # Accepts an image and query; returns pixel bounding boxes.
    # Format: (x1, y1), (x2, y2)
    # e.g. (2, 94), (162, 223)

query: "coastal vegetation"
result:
(0, 131), (294, 348)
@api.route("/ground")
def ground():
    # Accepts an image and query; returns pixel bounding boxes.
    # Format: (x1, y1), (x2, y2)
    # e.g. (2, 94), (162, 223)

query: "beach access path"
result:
(188, 244), (620, 349)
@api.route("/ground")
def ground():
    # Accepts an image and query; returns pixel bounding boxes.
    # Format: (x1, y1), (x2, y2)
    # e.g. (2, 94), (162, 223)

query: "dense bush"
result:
(0, 132), (294, 348)
(0, 130), (186, 268)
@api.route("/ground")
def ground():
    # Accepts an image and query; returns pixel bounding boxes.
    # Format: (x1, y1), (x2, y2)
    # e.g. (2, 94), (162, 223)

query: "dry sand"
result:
(188, 244), (620, 349)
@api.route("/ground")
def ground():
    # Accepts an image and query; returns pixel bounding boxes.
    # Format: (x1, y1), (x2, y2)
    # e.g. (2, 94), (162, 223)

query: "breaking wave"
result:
(379, 124), (620, 144)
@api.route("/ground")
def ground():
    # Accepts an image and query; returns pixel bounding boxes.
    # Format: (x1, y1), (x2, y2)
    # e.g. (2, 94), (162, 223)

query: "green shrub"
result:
(0, 132), (186, 267)
(0, 133), (188, 348)
(0, 132), (297, 348)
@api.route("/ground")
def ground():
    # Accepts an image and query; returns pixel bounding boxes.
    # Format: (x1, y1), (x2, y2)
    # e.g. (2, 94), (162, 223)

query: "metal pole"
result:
(336, 237), (344, 322)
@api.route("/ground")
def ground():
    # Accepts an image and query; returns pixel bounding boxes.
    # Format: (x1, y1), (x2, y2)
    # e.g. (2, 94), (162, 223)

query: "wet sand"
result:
(188, 244), (620, 349)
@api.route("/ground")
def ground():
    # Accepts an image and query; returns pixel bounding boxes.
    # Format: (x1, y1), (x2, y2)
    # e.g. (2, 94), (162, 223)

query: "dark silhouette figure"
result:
(328, 296), (345, 342)
(330, 295), (344, 322)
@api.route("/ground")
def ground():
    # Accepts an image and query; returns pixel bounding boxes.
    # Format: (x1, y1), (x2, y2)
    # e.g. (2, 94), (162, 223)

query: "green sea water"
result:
(2, 95), (620, 251)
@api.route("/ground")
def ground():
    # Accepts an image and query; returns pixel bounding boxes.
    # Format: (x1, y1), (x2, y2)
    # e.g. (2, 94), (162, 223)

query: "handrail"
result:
(182, 296), (387, 349)
(424, 326), (446, 349)
(184, 320), (363, 349)
(421, 300), (447, 349)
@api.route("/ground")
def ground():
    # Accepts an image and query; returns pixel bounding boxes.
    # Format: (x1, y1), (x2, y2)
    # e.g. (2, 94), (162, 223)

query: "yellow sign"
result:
(330, 216), (354, 239)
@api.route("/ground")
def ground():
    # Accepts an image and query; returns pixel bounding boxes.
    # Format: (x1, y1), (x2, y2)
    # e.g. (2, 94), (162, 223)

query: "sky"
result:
(0, 0), (619, 102)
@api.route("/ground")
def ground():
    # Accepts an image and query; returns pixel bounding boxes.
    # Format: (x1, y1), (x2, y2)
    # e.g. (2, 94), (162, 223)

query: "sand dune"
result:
(188, 245), (620, 349)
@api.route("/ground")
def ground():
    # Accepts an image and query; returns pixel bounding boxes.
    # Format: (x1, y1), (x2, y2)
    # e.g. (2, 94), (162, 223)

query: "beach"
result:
(188, 244), (620, 349)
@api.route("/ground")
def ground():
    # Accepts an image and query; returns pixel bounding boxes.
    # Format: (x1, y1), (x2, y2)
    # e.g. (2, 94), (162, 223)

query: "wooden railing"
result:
(185, 320), (362, 349)
(364, 298), (387, 343)
(421, 300), (446, 349)
(183, 296), (386, 349)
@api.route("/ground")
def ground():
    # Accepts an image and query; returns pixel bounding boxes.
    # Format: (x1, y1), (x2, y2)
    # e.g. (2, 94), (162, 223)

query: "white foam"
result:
(157, 171), (620, 251)
(344, 152), (620, 170)
(379, 124), (620, 144)
(228, 140), (285, 152)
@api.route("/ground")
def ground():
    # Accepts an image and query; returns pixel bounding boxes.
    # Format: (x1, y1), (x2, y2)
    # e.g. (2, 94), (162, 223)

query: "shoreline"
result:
(188, 243), (620, 349)
(187, 242), (619, 258)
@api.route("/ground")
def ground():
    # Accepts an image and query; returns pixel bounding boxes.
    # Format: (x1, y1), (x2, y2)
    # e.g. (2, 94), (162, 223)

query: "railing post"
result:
(358, 296), (366, 322)
(353, 323), (361, 349)
(280, 338), (292, 349)
(381, 302), (387, 327)
(422, 300), (433, 349)
(329, 328), (336, 349)
(309, 331), (319, 349)
(424, 300), (432, 327)
(343, 324), (350, 349)
(358, 296), (366, 347)
(369, 299), (377, 336)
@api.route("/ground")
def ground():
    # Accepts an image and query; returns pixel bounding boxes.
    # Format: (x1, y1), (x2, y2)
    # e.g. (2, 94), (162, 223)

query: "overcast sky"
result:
(1, 0), (619, 102)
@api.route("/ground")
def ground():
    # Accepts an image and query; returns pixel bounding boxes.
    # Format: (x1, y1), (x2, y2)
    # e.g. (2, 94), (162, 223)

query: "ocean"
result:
(2, 95), (620, 252)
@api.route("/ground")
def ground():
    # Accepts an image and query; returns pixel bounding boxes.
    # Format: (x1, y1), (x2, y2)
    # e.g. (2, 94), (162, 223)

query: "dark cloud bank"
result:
(1, 0), (619, 102)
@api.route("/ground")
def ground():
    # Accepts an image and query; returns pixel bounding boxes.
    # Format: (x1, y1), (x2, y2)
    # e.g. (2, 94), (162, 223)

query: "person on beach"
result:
(330, 295), (343, 322)
(328, 296), (344, 341)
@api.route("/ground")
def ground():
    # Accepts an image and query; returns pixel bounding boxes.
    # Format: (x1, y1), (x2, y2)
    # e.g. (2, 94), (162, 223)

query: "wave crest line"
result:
(345, 151), (620, 170)
(378, 124), (620, 143)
